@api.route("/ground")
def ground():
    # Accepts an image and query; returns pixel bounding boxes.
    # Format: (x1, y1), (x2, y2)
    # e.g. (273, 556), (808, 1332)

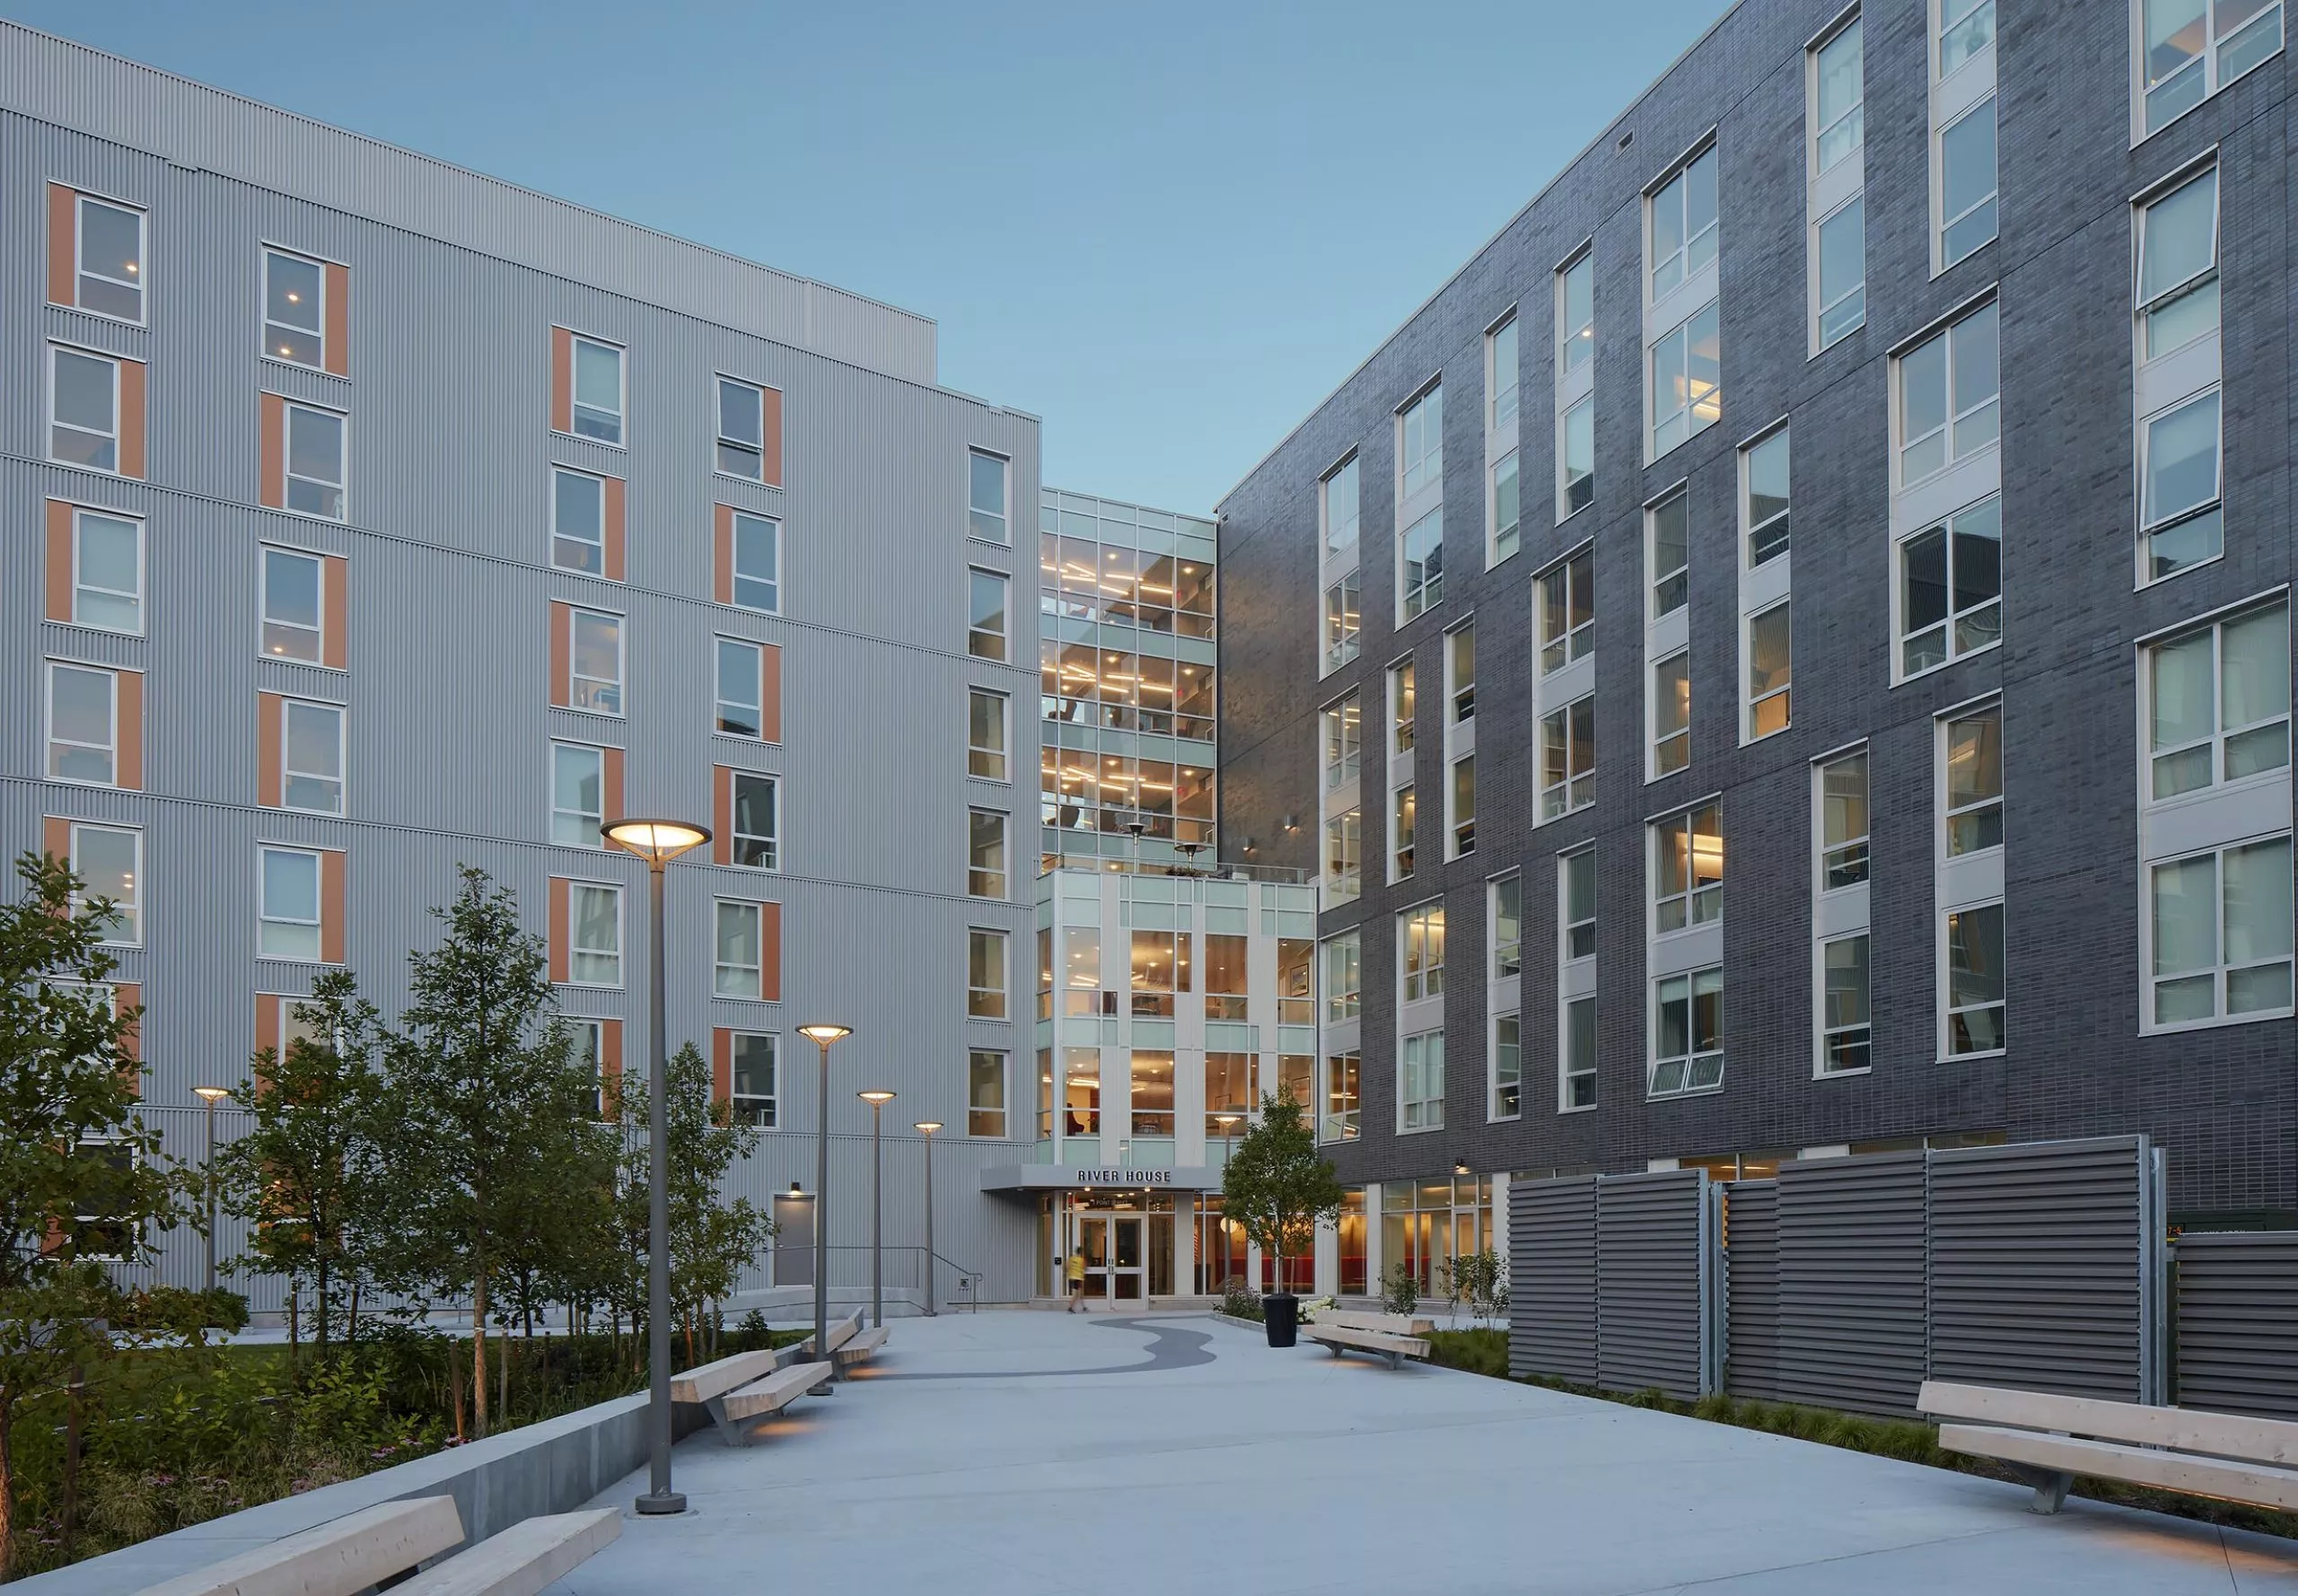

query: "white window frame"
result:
(1324, 928), (1364, 1023)
(2145, 599), (2292, 802)
(69, 821), (142, 947)
(730, 770), (781, 871)
(1818, 931), (1873, 1074)
(1490, 1011), (1522, 1122)
(260, 546), (329, 665)
(1399, 1029), (1445, 1133)
(715, 375), (769, 482)
(968, 808), (1009, 899)
(1399, 900), (1446, 1004)
(550, 741), (605, 848)
(1647, 145), (1719, 300)
(1653, 803), (1724, 935)
(2133, 0), (2285, 141)
(260, 245), (329, 369)
(70, 191), (146, 324)
(1538, 545), (1595, 676)
(715, 637), (766, 740)
(568, 881), (624, 987)
(2136, 162), (2220, 363)
(1487, 312), (1519, 432)
(1741, 425), (1792, 570)
(1557, 248), (1594, 377)
(729, 510), (781, 613)
(1647, 302), (1721, 459)
(281, 399), (349, 522)
(1895, 494), (2003, 680)
(969, 1049), (1009, 1137)
(1746, 601), (1793, 741)
(1489, 449), (1522, 566)
(48, 344), (122, 474)
(1390, 659), (1417, 756)
(569, 608), (626, 718)
(45, 660), (118, 786)
(1561, 992), (1598, 1111)
(1321, 454), (1361, 556)
(68, 505), (145, 635)
(1650, 651), (1690, 778)
(1324, 571), (1362, 672)
(1399, 506), (1443, 622)
(730, 1030), (778, 1127)
(1814, 193), (1868, 351)
(71, 1136), (140, 1262)
(1941, 702), (2004, 858)
(1649, 966), (1724, 1098)
(258, 844), (324, 963)
(1934, 92), (1999, 271)
(1322, 692), (1363, 791)
(1491, 872), (1523, 978)
(567, 333), (627, 446)
(1391, 782), (1417, 882)
(715, 899), (765, 999)
(968, 448), (1011, 544)
(969, 688), (1010, 782)
(1559, 845), (1597, 1112)
(1399, 384), (1443, 500)
(279, 697), (346, 816)
(1324, 808), (1363, 906)
(2140, 387), (2225, 583)
(1819, 748), (1873, 890)
(1941, 899), (2006, 1057)
(1557, 392), (1595, 522)
(1646, 487), (1690, 619)
(969, 928), (1009, 1019)
(550, 465), (608, 576)
(1540, 696), (1595, 821)
(2144, 835), (2295, 1030)
(1892, 298), (1999, 490)
(968, 567), (1010, 662)
(1449, 753), (1476, 860)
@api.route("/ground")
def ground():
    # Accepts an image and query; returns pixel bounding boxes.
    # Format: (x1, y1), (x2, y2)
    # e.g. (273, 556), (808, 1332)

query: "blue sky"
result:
(6, 0), (1732, 511)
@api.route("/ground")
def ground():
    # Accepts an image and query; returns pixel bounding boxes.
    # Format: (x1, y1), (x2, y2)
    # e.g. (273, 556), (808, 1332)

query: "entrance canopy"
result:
(979, 1163), (1223, 1196)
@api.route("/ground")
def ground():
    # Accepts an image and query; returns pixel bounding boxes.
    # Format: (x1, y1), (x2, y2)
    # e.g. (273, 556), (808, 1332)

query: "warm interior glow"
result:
(601, 817), (710, 864)
(799, 1022), (853, 1045)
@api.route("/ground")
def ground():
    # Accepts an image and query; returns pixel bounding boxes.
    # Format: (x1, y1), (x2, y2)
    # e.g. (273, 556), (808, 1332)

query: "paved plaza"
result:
(558, 1311), (2298, 1595)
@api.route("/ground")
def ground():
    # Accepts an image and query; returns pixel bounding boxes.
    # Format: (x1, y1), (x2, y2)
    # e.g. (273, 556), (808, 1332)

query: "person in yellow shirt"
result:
(1066, 1249), (1087, 1311)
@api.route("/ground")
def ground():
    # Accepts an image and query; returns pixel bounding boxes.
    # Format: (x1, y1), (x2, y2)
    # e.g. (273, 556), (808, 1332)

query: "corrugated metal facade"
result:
(1774, 1152), (1928, 1416)
(1508, 1174), (1597, 1384)
(1721, 1179), (1780, 1402)
(1594, 1170), (1710, 1400)
(2175, 1231), (2298, 1418)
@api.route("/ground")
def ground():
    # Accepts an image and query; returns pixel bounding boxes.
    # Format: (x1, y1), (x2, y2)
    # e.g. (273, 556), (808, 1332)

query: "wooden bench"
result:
(1302, 1309), (1434, 1371)
(671, 1345), (836, 1445)
(1920, 1381), (2298, 1515)
(394, 1509), (618, 1596)
(788, 1308), (864, 1361)
(137, 1498), (618, 1596)
(836, 1324), (890, 1371)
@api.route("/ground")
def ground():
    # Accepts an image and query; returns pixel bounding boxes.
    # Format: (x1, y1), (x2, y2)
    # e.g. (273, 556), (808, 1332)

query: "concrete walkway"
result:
(556, 1311), (2298, 1595)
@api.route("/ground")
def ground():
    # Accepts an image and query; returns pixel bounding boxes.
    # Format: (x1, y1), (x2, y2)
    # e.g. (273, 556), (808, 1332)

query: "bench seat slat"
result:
(1316, 1310), (1435, 1336)
(392, 1508), (620, 1596)
(1919, 1381), (2298, 1466)
(836, 1326), (890, 1363)
(793, 1310), (864, 1358)
(723, 1361), (834, 1422)
(670, 1347), (782, 1406)
(136, 1495), (465, 1596)
(1937, 1424), (2298, 1513)
(1306, 1325), (1431, 1357)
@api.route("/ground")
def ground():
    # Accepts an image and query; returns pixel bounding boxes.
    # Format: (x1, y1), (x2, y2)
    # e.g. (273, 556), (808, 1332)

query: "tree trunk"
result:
(497, 1307), (509, 1418)
(447, 1334), (466, 1442)
(316, 1256), (331, 1355)
(470, 1270), (490, 1439)
(0, 1399), (18, 1583)
(59, 1365), (84, 1554)
(287, 1276), (302, 1371)
(348, 1278), (362, 1343)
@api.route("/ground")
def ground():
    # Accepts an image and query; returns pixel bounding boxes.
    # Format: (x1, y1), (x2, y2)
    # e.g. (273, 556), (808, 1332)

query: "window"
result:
(731, 772), (779, 869)
(1649, 303), (1722, 456)
(1809, 10), (1867, 349)
(969, 450), (1009, 542)
(1323, 930), (1362, 1022)
(1820, 750), (1872, 888)
(1391, 661), (1417, 753)
(715, 638), (763, 737)
(1400, 1030), (1445, 1131)
(1400, 507), (1443, 619)
(730, 1033), (776, 1127)
(570, 336), (624, 444)
(1652, 967), (1724, 1096)
(1562, 995), (1598, 1109)
(71, 1139), (138, 1260)
(2141, 0), (2283, 133)
(2143, 389), (2223, 578)
(1648, 491), (1689, 617)
(68, 194), (144, 320)
(1392, 784), (1417, 880)
(1279, 938), (1314, 1023)
(1324, 572), (1362, 670)
(50, 346), (121, 471)
(1747, 602), (1792, 739)
(1539, 548), (1595, 673)
(1650, 146), (1719, 298)
(1325, 810), (1363, 903)
(1492, 1013), (1522, 1119)
(730, 512), (779, 612)
(284, 402), (347, 520)
(2151, 837), (2294, 1024)
(1817, 197), (1867, 347)
(1655, 804), (1724, 933)
(570, 882), (622, 986)
(2149, 601), (2290, 799)
(259, 846), (323, 961)
(1558, 251), (1594, 374)
(2138, 166), (2220, 362)
(1128, 931), (1189, 1018)
(551, 742), (604, 846)
(1562, 847), (1597, 961)
(567, 609), (623, 715)
(1130, 1050), (1177, 1134)
(1816, 20), (1864, 172)
(68, 507), (143, 633)
(1899, 495), (2002, 674)
(1490, 451), (1522, 563)
(1488, 316), (1519, 430)
(1821, 934), (1873, 1072)
(1322, 1052), (1362, 1143)
(261, 548), (325, 662)
(1941, 0), (1995, 73)
(1937, 97), (1998, 267)
(70, 823), (140, 945)
(1559, 395), (1594, 517)
(1943, 705), (2003, 855)
(47, 662), (118, 785)
(969, 1051), (1008, 1136)
(1451, 756), (1477, 857)
(969, 569), (1009, 662)
(1652, 652), (1690, 776)
(1541, 697), (1596, 820)
(1205, 934), (1249, 1021)
(969, 688), (1009, 780)
(1743, 429), (1791, 567)
(1493, 874), (1522, 978)
(1449, 625), (1476, 723)
(552, 468), (607, 574)
(716, 378), (767, 479)
(969, 929), (1008, 1018)
(715, 900), (764, 998)
(1944, 901), (2005, 1054)
(1323, 694), (1362, 789)
(969, 809), (1008, 899)
(1322, 456), (1361, 554)
(262, 249), (324, 366)
(1400, 902), (1445, 1002)
(282, 699), (345, 815)
(1897, 301), (1999, 485)
(1400, 386), (1443, 498)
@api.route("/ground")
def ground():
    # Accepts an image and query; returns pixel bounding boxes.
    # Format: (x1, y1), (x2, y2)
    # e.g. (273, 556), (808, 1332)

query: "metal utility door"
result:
(772, 1194), (815, 1286)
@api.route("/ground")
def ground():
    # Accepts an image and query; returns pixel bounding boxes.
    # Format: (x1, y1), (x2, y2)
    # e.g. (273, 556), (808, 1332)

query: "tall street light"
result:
(798, 1023), (852, 1374)
(602, 815), (711, 1518)
(192, 1086), (231, 1293)
(858, 1091), (896, 1328)
(914, 1121), (942, 1316)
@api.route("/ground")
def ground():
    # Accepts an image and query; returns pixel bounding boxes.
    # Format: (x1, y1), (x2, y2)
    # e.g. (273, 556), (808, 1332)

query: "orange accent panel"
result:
(713, 504), (734, 604)
(320, 850), (346, 965)
(114, 670), (143, 791)
(602, 475), (627, 583)
(259, 393), (285, 508)
(548, 878), (570, 984)
(759, 644), (782, 745)
(602, 746), (625, 827)
(323, 262), (351, 378)
(46, 500), (75, 621)
(759, 902), (782, 1003)
(254, 993), (281, 1066)
(113, 983), (140, 1065)
(712, 1028), (732, 1104)
(44, 819), (73, 876)
(712, 766), (732, 865)
(759, 385), (784, 488)
(47, 183), (76, 305)
(599, 1018), (624, 1118)
(550, 328), (573, 434)
(258, 691), (285, 807)
(548, 601), (571, 708)
(117, 358), (146, 480)
(322, 556), (349, 670)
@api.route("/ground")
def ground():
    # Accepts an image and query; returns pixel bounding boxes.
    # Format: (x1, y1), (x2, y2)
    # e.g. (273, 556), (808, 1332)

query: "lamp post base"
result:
(634, 1490), (688, 1516)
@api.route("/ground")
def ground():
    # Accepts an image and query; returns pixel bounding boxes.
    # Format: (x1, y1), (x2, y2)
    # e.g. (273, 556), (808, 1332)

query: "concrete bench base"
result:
(394, 1507), (618, 1596)
(1304, 1325), (1429, 1370)
(136, 1495), (465, 1596)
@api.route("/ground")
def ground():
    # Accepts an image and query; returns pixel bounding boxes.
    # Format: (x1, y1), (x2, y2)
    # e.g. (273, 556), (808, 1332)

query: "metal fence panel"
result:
(1724, 1179), (1781, 1402)
(1595, 1170), (1707, 1400)
(1508, 1175), (1598, 1384)
(1928, 1136), (2149, 1402)
(2177, 1231), (2298, 1418)
(1776, 1152), (1927, 1416)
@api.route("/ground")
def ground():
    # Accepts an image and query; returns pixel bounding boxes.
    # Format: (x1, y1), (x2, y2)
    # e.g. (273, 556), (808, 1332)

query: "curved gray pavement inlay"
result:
(870, 1314), (1215, 1379)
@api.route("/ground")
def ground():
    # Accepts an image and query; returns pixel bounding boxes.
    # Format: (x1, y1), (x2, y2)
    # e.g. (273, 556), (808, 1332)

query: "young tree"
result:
(0, 854), (196, 1577)
(1219, 1090), (1345, 1300)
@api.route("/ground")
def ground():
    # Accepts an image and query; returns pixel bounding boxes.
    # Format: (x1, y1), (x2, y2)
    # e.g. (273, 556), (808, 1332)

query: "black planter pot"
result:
(1262, 1292), (1299, 1347)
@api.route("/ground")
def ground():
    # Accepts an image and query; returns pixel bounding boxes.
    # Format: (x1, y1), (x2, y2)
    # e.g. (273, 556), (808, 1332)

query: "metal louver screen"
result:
(1723, 1179), (1781, 1401)
(1596, 1170), (1707, 1400)
(2177, 1231), (2298, 1418)
(1776, 1151), (1927, 1416)
(1510, 1176), (1597, 1384)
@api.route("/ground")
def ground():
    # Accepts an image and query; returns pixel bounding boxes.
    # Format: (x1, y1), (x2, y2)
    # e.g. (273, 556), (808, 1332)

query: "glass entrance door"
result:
(1077, 1213), (1146, 1302)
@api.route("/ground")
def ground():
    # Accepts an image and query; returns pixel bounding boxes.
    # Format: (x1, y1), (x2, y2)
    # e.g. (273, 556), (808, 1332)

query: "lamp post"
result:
(1214, 1111), (1241, 1164)
(798, 1024), (852, 1375)
(858, 1091), (895, 1328)
(192, 1086), (231, 1293)
(601, 816), (712, 1518)
(914, 1121), (942, 1316)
